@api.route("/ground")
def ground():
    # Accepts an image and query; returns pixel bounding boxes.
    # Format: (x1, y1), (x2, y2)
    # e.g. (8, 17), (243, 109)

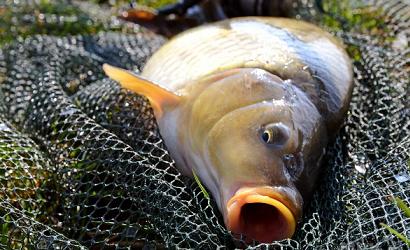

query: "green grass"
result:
(0, 0), (103, 46)
(381, 196), (410, 246)
(321, 0), (387, 35)
(0, 215), (10, 246)
(395, 197), (410, 218)
(133, 0), (177, 8)
(380, 223), (410, 246)
(192, 170), (209, 199)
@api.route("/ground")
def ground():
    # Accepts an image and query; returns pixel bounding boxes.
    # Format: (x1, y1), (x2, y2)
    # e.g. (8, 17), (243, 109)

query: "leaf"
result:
(192, 170), (209, 199)
(380, 223), (410, 246)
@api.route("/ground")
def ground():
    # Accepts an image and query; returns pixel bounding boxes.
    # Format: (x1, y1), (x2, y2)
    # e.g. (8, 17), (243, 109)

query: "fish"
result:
(103, 17), (353, 243)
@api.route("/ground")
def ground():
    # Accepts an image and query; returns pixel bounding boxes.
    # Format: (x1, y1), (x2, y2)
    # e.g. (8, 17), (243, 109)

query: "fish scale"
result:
(141, 18), (351, 131)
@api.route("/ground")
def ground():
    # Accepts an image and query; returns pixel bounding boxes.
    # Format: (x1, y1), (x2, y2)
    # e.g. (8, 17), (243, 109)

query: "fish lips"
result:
(226, 186), (303, 243)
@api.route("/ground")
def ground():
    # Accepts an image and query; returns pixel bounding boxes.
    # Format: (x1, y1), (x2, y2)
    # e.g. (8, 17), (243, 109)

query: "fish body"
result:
(103, 17), (353, 243)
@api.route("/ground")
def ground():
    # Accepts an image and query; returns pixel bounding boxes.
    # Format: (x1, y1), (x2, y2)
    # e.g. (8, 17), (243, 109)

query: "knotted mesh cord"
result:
(0, 0), (408, 249)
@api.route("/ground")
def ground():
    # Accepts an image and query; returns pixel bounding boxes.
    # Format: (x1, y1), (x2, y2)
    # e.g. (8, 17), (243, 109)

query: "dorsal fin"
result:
(103, 64), (181, 118)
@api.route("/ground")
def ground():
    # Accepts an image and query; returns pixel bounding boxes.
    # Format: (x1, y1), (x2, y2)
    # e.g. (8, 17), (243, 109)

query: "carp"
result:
(103, 17), (353, 243)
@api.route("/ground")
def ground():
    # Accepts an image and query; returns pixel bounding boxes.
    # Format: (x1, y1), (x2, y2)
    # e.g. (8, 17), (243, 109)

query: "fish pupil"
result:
(262, 130), (271, 143)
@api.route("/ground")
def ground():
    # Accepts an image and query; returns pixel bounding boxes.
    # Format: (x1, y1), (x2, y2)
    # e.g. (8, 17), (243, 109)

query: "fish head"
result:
(103, 64), (327, 243)
(188, 68), (326, 242)
(206, 95), (303, 242)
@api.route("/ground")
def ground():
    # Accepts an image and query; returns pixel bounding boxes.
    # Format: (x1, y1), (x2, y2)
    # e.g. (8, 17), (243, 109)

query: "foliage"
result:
(320, 0), (387, 35)
(0, 0), (103, 46)
(381, 196), (410, 246)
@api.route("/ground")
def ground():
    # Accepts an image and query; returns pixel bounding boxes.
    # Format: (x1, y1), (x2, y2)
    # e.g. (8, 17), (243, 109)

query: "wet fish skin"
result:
(103, 17), (353, 243)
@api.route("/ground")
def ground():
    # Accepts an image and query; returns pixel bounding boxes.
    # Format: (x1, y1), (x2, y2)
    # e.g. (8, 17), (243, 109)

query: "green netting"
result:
(0, 0), (409, 249)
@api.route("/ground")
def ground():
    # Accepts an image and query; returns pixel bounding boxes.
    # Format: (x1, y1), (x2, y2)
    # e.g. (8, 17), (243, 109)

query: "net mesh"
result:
(0, 0), (408, 249)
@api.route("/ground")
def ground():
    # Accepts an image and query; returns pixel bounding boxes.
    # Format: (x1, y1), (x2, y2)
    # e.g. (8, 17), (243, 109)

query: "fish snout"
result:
(226, 186), (302, 243)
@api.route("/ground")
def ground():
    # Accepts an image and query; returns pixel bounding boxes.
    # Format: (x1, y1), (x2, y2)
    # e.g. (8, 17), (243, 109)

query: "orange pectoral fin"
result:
(103, 64), (181, 117)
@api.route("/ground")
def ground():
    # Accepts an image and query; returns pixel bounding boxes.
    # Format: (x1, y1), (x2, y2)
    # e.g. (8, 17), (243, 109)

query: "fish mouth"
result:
(226, 186), (300, 243)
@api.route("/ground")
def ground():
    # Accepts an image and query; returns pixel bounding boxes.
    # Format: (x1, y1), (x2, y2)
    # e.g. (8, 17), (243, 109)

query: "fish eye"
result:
(261, 130), (274, 144)
(260, 123), (290, 146)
